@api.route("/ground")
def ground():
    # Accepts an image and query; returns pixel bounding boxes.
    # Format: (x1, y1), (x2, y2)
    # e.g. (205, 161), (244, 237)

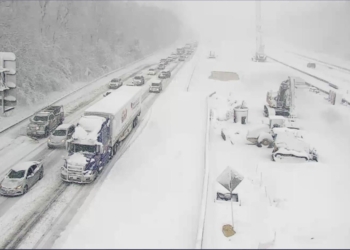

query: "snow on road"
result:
(52, 53), (207, 248)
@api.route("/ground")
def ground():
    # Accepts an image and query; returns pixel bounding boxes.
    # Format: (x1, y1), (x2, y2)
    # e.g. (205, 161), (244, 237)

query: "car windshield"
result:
(134, 76), (141, 79)
(73, 144), (96, 154)
(53, 129), (67, 136)
(8, 170), (25, 179)
(149, 69), (155, 71)
(33, 115), (48, 122)
(152, 83), (160, 86)
(111, 78), (119, 82)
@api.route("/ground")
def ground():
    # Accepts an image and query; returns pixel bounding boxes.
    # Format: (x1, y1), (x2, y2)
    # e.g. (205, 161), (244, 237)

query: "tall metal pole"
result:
(229, 170), (234, 228)
(256, 0), (264, 55)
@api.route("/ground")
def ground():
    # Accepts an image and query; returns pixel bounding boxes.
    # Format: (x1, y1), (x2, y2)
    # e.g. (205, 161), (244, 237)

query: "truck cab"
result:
(63, 116), (110, 183)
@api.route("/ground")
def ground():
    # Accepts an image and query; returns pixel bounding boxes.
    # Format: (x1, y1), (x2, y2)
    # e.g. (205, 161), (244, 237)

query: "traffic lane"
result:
(0, 64), (160, 217)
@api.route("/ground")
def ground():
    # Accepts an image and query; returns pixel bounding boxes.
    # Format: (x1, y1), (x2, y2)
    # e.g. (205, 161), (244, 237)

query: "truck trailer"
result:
(62, 86), (143, 183)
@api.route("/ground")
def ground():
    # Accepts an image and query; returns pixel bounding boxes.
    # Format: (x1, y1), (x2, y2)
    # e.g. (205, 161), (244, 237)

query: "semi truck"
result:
(62, 86), (142, 183)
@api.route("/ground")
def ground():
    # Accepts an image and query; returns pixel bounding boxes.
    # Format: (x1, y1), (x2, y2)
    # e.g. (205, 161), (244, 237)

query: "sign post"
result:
(217, 166), (244, 236)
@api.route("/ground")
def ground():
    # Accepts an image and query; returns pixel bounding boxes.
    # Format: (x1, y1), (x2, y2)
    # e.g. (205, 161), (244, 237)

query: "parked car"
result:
(179, 55), (186, 61)
(148, 68), (157, 75)
(158, 70), (171, 79)
(27, 106), (64, 138)
(47, 123), (75, 149)
(109, 78), (123, 89)
(0, 161), (44, 196)
(149, 80), (163, 93)
(132, 75), (145, 86)
(158, 64), (166, 70)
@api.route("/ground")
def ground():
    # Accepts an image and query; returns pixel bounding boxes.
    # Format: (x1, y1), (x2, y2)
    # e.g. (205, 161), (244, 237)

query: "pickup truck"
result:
(27, 106), (64, 138)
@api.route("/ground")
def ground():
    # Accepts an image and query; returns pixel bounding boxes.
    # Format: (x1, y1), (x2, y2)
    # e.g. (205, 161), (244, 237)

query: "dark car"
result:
(149, 80), (163, 93)
(158, 70), (171, 79)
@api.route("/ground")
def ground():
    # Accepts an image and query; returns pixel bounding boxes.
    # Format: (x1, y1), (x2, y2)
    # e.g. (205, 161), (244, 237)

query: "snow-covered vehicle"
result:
(246, 116), (300, 147)
(108, 78), (123, 89)
(147, 68), (157, 75)
(27, 106), (64, 138)
(0, 161), (44, 196)
(158, 70), (171, 79)
(149, 80), (163, 93)
(131, 75), (145, 86)
(252, 53), (267, 62)
(63, 86), (142, 183)
(179, 55), (186, 61)
(47, 123), (75, 149)
(159, 59), (167, 65)
(158, 64), (165, 70)
(272, 132), (318, 162)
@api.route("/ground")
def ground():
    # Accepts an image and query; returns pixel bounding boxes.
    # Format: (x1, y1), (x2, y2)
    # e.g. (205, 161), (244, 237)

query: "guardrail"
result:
(0, 47), (170, 135)
(195, 91), (216, 249)
(267, 55), (350, 106)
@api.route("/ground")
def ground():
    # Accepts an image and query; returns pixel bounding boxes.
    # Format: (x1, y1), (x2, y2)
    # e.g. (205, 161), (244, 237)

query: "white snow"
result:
(66, 153), (87, 167)
(11, 161), (33, 171)
(73, 116), (105, 142)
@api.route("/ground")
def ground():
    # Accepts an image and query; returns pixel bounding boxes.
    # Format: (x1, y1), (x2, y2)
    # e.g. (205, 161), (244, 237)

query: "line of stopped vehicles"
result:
(0, 42), (198, 196)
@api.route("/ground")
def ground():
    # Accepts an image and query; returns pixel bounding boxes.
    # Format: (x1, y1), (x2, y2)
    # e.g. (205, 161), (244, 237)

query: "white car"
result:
(0, 161), (44, 196)
(109, 78), (123, 89)
(148, 68), (157, 75)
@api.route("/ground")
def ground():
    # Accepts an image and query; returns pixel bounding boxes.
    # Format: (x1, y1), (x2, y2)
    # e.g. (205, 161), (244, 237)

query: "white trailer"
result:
(84, 86), (142, 157)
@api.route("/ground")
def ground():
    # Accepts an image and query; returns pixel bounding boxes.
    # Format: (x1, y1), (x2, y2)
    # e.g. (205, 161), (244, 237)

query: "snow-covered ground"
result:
(194, 40), (350, 248)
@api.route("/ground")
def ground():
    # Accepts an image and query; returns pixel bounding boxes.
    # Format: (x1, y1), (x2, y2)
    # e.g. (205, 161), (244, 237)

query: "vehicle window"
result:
(152, 83), (160, 86)
(31, 165), (37, 173)
(135, 76), (141, 79)
(8, 170), (25, 179)
(69, 127), (75, 134)
(33, 116), (48, 122)
(53, 129), (67, 136)
(73, 144), (96, 154)
(27, 167), (33, 177)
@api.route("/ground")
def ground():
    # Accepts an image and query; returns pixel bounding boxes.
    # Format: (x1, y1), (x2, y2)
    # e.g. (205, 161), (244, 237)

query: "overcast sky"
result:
(141, 1), (350, 58)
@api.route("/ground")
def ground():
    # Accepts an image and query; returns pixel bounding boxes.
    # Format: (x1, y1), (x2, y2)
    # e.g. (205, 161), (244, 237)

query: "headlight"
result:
(61, 139), (66, 143)
(36, 126), (40, 130)
(48, 139), (51, 142)
(15, 185), (22, 190)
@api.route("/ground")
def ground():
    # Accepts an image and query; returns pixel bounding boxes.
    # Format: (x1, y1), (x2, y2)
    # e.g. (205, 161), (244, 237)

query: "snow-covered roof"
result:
(269, 115), (286, 120)
(152, 79), (162, 84)
(56, 123), (74, 130)
(0, 52), (16, 61)
(73, 116), (105, 143)
(84, 86), (142, 117)
(12, 161), (37, 171)
(274, 132), (309, 153)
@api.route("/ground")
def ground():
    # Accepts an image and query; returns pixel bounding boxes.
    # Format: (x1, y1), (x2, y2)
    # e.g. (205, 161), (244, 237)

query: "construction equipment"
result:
(264, 76), (297, 118)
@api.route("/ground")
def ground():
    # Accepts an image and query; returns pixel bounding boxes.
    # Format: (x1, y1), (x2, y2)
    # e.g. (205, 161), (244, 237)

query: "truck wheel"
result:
(23, 185), (28, 195)
(133, 117), (138, 128)
(45, 129), (49, 137)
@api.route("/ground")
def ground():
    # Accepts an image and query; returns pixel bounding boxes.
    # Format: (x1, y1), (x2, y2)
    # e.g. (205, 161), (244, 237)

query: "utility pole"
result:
(253, 1), (266, 62)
